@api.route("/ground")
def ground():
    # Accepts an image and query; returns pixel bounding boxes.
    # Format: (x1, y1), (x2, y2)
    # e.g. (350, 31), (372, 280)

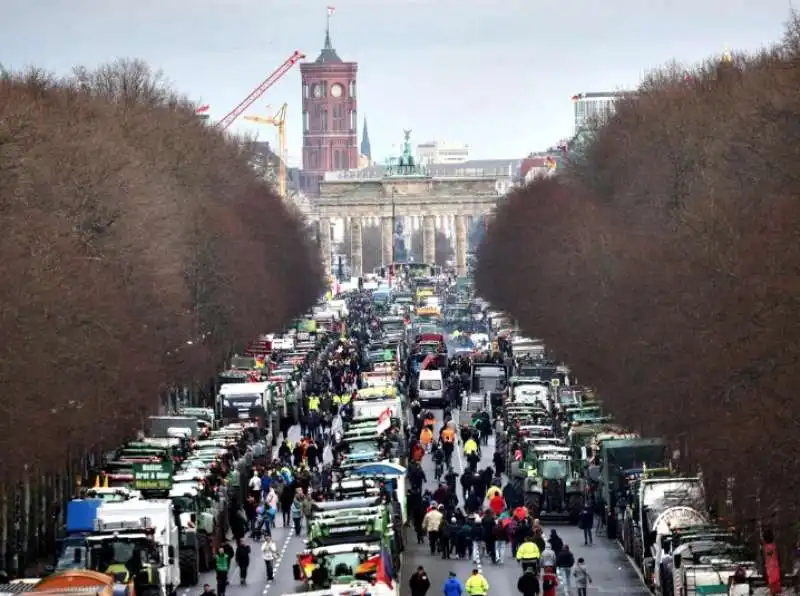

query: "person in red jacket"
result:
(489, 493), (506, 516)
(541, 566), (559, 596)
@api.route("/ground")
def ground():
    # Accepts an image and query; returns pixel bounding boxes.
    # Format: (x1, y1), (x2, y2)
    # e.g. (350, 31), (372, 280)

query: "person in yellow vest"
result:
(341, 393), (352, 405)
(465, 568), (489, 596)
(516, 537), (541, 573)
(463, 437), (479, 457)
(308, 396), (320, 411)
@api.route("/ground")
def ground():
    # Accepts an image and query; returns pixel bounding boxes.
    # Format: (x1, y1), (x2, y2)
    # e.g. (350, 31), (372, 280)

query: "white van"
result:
(417, 369), (446, 407)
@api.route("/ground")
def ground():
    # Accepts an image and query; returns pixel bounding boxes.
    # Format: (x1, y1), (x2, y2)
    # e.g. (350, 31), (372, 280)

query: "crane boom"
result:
(243, 104), (288, 198)
(218, 50), (304, 131)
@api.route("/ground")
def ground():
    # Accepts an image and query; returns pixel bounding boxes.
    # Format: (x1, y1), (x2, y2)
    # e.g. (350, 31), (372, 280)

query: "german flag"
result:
(297, 554), (316, 577)
(354, 555), (380, 575)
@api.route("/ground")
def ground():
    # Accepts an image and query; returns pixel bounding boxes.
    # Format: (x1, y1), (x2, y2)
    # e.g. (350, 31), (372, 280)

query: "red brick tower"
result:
(299, 11), (358, 194)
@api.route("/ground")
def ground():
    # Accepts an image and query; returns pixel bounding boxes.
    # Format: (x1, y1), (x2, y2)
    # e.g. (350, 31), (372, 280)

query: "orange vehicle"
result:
(31, 570), (131, 596)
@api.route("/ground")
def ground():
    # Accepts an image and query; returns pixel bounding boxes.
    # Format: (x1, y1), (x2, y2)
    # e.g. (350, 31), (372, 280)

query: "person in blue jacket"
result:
(443, 571), (464, 596)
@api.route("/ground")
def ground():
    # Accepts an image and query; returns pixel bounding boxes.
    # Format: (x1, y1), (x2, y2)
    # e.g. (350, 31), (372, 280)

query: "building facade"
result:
(299, 22), (358, 194)
(416, 140), (470, 165)
(571, 91), (630, 135)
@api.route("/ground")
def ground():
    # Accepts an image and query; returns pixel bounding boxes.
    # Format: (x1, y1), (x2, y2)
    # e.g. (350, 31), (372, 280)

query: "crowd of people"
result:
(406, 387), (597, 596)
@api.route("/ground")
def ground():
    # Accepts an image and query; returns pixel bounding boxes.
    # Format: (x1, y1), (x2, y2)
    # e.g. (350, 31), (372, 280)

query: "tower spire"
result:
(314, 7), (342, 63)
(324, 6), (335, 50)
(361, 116), (372, 162)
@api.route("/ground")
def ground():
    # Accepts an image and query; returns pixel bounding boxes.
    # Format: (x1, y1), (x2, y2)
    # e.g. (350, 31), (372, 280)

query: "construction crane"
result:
(244, 103), (288, 198)
(217, 50), (304, 131)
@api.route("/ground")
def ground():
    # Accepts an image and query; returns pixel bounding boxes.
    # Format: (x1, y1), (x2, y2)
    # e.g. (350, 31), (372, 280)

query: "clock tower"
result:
(299, 13), (358, 194)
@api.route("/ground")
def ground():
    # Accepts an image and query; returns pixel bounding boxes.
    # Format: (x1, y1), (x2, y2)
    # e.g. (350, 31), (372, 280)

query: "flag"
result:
(196, 104), (210, 113)
(376, 407), (392, 434)
(327, 6), (335, 15)
(297, 554), (316, 577)
(376, 546), (393, 588)
(420, 353), (436, 370)
(354, 555), (380, 575)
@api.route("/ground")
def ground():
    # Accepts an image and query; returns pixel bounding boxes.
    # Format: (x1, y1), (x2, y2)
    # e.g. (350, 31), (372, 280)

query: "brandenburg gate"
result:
(316, 131), (504, 277)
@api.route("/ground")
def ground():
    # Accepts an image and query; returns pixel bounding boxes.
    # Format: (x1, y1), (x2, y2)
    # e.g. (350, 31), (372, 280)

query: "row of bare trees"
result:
(477, 14), (800, 557)
(0, 60), (323, 485)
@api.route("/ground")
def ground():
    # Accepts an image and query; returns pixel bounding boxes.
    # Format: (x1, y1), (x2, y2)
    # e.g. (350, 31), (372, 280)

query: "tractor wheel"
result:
(179, 549), (199, 586)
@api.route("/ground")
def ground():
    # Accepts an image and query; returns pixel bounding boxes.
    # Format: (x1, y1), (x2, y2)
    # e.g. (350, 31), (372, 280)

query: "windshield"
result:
(540, 459), (568, 479)
(172, 496), (196, 512)
(56, 538), (89, 571)
(322, 552), (373, 579)
(87, 537), (160, 575)
(230, 356), (256, 370)
(349, 441), (379, 454)
(420, 379), (442, 391)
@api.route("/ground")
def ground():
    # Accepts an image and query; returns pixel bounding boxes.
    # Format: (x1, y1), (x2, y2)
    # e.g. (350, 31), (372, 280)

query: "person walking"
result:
(540, 542), (556, 571)
(541, 566), (559, 596)
(516, 536), (541, 573)
(578, 506), (593, 546)
(422, 505), (444, 556)
(234, 539), (250, 585)
(556, 544), (575, 592)
(464, 568), (489, 596)
(290, 492), (304, 536)
(409, 566), (431, 596)
(516, 567), (540, 595)
(573, 557), (593, 596)
(261, 535), (277, 581)
(214, 547), (231, 596)
(443, 571), (464, 596)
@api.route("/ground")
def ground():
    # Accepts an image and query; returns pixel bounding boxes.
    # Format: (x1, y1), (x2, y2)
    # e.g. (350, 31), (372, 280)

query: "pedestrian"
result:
(573, 557), (593, 596)
(494, 518), (508, 564)
(464, 568), (489, 596)
(556, 544), (575, 592)
(578, 505), (594, 545)
(291, 491), (304, 536)
(235, 539), (250, 585)
(443, 571), (464, 596)
(516, 536), (541, 574)
(261, 535), (277, 581)
(200, 583), (216, 596)
(422, 504), (444, 556)
(248, 472), (261, 503)
(214, 548), (231, 596)
(540, 541), (556, 570)
(516, 567), (540, 596)
(409, 565), (431, 596)
(541, 566), (559, 596)
(548, 529), (563, 554)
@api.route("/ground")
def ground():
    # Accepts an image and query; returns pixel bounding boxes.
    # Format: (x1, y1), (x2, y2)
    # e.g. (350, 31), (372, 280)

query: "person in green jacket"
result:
(215, 548), (231, 596)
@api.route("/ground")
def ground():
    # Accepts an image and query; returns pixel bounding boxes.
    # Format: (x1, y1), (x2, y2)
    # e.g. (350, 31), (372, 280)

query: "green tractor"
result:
(170, 483), (218, 576)
(523, 449), (586, 523)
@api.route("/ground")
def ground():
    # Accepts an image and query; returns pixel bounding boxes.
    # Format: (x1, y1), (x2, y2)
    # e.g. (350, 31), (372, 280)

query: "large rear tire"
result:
(179, 549), (199, 586)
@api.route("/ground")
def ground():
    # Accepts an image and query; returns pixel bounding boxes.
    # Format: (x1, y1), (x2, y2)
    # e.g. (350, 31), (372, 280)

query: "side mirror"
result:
(190, 513), (197, 523)
(674, 554), (682, 569)
(168, 545), (175, 560)
(292, 564), (302, 580)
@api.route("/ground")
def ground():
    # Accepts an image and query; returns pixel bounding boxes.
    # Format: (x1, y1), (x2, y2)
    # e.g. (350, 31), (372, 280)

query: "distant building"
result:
(416, 141), (470, 165)
(360, 117), (372, 163)
(571, 91), (631, 135)
(299, 12), (358, 195)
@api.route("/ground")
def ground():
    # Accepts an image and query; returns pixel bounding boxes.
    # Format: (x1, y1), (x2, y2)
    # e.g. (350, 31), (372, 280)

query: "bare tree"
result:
(476, 16), (800, 563)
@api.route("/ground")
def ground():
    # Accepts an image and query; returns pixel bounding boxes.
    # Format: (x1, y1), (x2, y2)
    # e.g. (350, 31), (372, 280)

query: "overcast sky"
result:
(2, 0), (793, 164)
